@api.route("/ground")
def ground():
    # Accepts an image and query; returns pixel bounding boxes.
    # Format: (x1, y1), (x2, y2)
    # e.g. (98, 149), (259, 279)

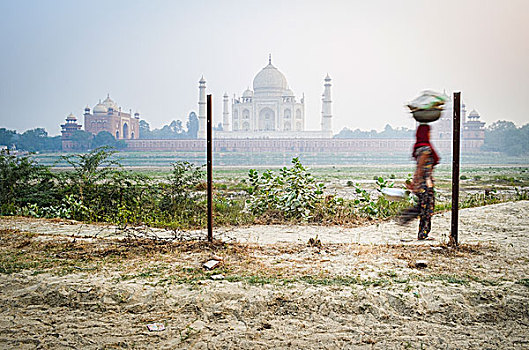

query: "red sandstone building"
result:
(60, 113), (82, 151)
(83, 95), (139, 140)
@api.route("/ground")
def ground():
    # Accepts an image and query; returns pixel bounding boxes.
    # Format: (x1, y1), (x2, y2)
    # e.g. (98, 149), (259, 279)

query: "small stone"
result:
(203, 259), (221, 270)
(146, 323), (165, 332)
(210, 274), (224, 280)
(190, 320), (207, 332)
(415, 260), (428, 268)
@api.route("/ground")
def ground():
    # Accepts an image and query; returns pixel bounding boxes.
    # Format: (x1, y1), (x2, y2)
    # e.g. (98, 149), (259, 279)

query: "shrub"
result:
(0, 150), (58, 214)
(247, 157), (324, 220)
(159, 161), (206, 227)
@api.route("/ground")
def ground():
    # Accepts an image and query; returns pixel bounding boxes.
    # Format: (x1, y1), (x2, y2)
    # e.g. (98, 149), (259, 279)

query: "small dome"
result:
(242, 88), (253, 97)
(66, 113), (77, 121)
(84, 105), (90, 111)
(93, 102), (107, 113)
(253, 61), (288, 92)
(103, 95), (118, 110)
(468, 109), (479, 117)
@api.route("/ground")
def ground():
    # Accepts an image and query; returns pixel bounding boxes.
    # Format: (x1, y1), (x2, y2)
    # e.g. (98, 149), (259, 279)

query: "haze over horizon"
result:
(1, 0), (528, 136)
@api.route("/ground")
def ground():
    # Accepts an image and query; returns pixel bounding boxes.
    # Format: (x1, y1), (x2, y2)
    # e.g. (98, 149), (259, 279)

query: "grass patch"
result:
(516, 279), (529, 287)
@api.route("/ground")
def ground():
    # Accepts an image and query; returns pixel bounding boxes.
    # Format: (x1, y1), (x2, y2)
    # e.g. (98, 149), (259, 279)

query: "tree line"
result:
(334, 124), (414, 139)
(482, 121), (529, 156)
(139, 112), (199, 139)
(0, 128), (127, 152)
(1, 119), (527, 155)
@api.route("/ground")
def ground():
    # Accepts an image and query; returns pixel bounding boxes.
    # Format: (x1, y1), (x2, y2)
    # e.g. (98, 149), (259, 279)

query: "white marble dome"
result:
(93, 102), (107, 113)
(242, 88), (254, 97)
(103, 95), (118, 110)
(253, 62), (288, 92)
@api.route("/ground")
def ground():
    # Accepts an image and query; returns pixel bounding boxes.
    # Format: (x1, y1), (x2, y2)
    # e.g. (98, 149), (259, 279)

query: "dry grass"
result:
(0, 228), (520, 287)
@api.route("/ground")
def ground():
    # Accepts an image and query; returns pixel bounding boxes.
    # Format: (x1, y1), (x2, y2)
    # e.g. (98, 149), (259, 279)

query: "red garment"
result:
(413, 124), (440, 165)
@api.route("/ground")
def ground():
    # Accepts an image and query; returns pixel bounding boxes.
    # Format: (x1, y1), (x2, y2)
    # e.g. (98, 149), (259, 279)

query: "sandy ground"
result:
(0, 201), (528, 349)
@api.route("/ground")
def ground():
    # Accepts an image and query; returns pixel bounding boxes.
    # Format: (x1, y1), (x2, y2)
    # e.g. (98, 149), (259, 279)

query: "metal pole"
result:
(207, 94), (213, 242)
(450, 92), (461, 246)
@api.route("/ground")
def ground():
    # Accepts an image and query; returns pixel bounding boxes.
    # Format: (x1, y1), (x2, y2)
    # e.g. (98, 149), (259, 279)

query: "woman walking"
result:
(400, 124), (440, 240)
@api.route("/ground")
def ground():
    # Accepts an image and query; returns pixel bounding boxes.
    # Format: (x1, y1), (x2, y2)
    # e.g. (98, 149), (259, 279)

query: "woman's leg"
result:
(418, 188), (434, 239)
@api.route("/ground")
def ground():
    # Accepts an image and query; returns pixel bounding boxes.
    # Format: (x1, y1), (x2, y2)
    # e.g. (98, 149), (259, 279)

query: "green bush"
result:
(0, 150), (58, 214)
(247, 157), (324, 220)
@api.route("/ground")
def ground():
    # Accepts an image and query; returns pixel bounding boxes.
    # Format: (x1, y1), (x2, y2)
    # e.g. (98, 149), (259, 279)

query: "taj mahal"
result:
(197, 55), (333, 139)
(60, 55), (485, 155)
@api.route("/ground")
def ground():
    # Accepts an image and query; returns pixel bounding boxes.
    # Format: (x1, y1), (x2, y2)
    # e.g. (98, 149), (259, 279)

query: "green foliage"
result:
(69, 130), (93, 151)
(0, 150), (58, 214)
(92, 131), (127, 150)
(515, 188), (529, 201)
(334, 125), (413, 139)
(247, 157), (324, 220)
(483, 121), (529, 156)
(139, 112), (199, 140)
(60, 147), (120, 203)
(0, 128), (16, 147)
(351, 176), (408, 218)
(159, 161), (206, 227)
(3, 150), (526, 230)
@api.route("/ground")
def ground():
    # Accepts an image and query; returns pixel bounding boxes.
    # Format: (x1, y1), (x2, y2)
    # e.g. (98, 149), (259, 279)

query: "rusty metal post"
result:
(450, 92), (461, 246)
(207, 94), (213, 242)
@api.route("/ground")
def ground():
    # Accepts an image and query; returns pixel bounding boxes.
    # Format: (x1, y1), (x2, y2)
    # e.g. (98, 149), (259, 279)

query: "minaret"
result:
(198, 76), (206, 139)
(321, 74), (332, 132)
(222, 93), (230, 131)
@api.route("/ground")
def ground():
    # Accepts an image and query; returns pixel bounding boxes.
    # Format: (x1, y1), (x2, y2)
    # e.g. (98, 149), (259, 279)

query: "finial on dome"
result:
(269, 54), (271, 64)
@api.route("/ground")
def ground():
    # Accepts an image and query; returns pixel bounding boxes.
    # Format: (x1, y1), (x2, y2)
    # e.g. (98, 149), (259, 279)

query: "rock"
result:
(414, 260), (428, 268)
(203, 260), (221, 270)
(210, 274), (224, 280)
(146, 322), (165, 332)
(190, 320), (207, 332)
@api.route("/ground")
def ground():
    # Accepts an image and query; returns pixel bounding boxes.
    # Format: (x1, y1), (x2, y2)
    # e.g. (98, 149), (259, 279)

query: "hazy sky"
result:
(1, 0), (528, 135)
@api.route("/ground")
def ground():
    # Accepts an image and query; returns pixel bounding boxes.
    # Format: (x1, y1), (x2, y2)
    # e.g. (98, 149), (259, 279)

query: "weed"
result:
(517, 279), (529, 287)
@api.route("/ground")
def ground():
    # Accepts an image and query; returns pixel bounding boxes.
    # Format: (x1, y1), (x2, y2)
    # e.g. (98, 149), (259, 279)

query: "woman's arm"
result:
(411, 151), (428, 192)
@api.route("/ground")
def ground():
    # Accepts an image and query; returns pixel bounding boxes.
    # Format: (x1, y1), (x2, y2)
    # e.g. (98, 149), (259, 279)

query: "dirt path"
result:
(0, 201), (528, 349)
(2, 201), (528, 246)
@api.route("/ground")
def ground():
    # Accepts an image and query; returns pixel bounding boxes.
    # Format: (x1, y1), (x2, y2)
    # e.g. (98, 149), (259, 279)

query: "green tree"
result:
(0, 128), (16, 147)
(0, 151), (58, 213)
(17, 128), (48, 151)
(91, 131), (126, 149)
(139, 120), (151, 139)
(186, 112), (199, 139)
(60, 147), (120, 204)
(483, 121), (528, 156)
(69, 130), (93, 150)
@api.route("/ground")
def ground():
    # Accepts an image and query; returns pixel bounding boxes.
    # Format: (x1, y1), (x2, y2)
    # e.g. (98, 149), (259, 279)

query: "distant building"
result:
(84, 94), (140, 140)
(202, 55), (333, 139)
(431, 91), (485, 148)
(60, 112), (82, 151)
